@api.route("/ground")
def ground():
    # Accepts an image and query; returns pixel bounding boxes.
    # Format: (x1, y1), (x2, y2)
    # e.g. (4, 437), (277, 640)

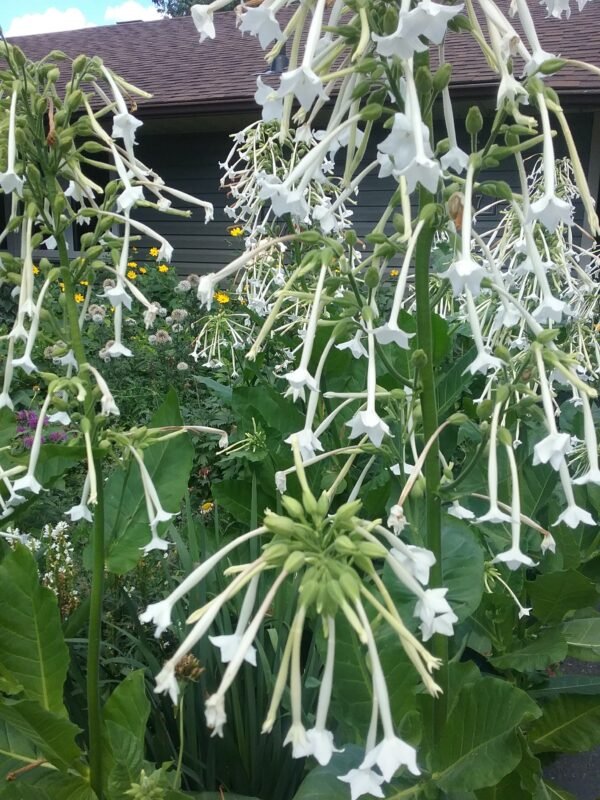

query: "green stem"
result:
(57, 233), (105, 797)
(414, 210), (448, 728)
(173, 697), (185, 789)
(86, 454), (105, 799)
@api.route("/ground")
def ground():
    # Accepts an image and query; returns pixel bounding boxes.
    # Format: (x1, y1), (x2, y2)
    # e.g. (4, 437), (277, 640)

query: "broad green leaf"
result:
(104, 389), (194, 573)
(531, 674), (600, 698)
(103, 670), (149, 745)
(102, 670), (150, 799)
(440, 516), (485, 621)
(474, 770), (531, 799)
(436, 348), (477, 415)
(0, 774), (96, 800)
(0, 701), (82, 771)
(0, 719), (39, 776)
(193, 375), (233, 402)
(0, 545), (68, 714)
(211, 478), (273, 527)
(0, 408), (16, 449)
(291, 745), (423, 800)
(431, 677), (541, 791)
(535, 781), (576, 800)
(431, 313), (451, 365)
(525, 571), (599, 624)
(231, 385), (303, 435)
(384, 517), (485, 624)
(489, 629), (567, 672)
(330, 618), (420, 738)
(560, 612), (600, 661)
(528, 694), (600, 753)
(519, 451), (558, 520)
(0, 663), (23, 696)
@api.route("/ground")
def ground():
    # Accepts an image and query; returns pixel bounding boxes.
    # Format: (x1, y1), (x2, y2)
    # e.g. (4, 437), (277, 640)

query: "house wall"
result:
(1, 109), (594, 271)
(133, 109), (596, 275)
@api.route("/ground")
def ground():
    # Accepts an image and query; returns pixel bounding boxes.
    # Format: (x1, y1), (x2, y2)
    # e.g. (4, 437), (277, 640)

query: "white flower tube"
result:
(12, 392), (52, 495)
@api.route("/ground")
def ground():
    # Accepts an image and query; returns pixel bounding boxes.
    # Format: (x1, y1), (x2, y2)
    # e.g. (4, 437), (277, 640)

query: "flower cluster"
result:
(142, 445), (449, 788)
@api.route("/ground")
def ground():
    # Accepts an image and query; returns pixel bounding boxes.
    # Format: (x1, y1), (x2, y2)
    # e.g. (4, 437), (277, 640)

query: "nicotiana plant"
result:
(1, 0), (600, 799)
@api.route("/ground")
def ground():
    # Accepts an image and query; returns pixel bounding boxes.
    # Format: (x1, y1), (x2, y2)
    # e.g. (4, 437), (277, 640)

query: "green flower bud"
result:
(448, 14), (471, 31)
(374, 242), (398, 260)
(334, 499), (363, 522)
(360, 103), (384, 122)
(497, 427), (513, 447)
(477, 181), (513, 202)
(365, 232), (387, 244)
(11, 46), (26, 68)
(448, 412), (469, 426)
(355, 58), (379, 74)
(415, 66), (433, 95)
(418, 203), (439, 224)
(325, 580), (346, 610)
(302, 489), (320, 517)
(66, 89), (84, 113)
(538, 57), (566, 74)
(344, 229), (358, 246)
(527, 76), (545, 95)
(393, 213), (406, 235)
(466, 105), (484, 136)
(482, 155), (500, 169)
(412, 349), (428, 369)
(494, 345), (511, 363)
(432, 63), (452, 92)
(281, 495), (305, 520)
(476, 399), (494, 420)
(352, 80), (373, 100)
(358, 541), (388, 559)
(46, 67), (60, 83)
(284, 551), (306, 573)
(334, 535), (359, 555)
(339, 569), (361, 602)
(262, 543), (290, 563)
(299, 579), (320, 608)
(264, 514), (301, 537)
(536, 328), (560, 344)
(71, 55), (88, 75)
(411, 475), (426, 499)
(316, 491), (329, 517)
(364, 266), (380, 290)
(382, 6), (399, 34)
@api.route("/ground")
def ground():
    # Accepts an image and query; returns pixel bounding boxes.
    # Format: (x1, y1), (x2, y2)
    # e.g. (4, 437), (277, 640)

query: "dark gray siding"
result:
(101, 109), (599, 273)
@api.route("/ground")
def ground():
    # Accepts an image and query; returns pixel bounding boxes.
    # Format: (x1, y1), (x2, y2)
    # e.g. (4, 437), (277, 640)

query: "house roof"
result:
(7, 2), (600, 117)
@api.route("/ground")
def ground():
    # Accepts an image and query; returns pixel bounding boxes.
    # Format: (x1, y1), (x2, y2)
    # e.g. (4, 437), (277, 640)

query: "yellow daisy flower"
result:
(158, 264), (169, 273)
(79, 279), (89, 286)
(139, 266), (147, 274)
(228, 226), (244, 237)
(200, 501), (214, 514)
(390, 269), (399, 277)
(32, 265), (40, 275)
(214, 291), (230, 304)
(128, 261), (138, 268)
(149, 247), (160, 257)
(74, 292), (85, 303)
(127, 270), (137, 280)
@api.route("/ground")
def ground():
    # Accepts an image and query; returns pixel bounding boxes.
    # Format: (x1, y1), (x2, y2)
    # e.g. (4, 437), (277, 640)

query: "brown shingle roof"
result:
(7, 2), (600, 116)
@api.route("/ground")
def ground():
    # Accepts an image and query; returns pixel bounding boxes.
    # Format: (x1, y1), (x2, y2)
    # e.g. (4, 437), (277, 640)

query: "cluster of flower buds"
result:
(143, 441), (453, 790)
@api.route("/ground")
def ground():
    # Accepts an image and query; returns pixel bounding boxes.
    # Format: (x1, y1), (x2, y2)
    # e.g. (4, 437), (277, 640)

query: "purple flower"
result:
(22, 435), (34, 449)
(48, 431), (67, 443)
